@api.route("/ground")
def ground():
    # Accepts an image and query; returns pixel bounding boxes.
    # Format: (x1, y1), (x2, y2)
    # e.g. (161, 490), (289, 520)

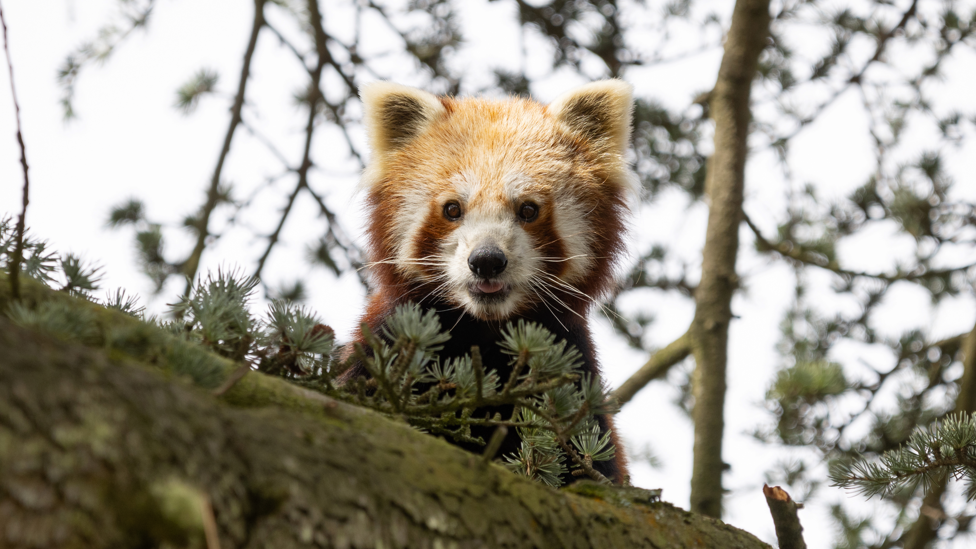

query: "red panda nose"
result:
(468, 246), (508, 278)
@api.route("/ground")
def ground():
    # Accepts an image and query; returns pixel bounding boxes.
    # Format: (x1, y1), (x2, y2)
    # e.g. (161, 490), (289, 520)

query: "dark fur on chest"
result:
(341, 297), (627, 485)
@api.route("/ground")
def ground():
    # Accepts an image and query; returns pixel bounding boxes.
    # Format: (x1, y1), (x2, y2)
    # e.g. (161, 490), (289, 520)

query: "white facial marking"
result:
(504, 171), (534, 199)
(393, 182), (437, 275)
(451, 170), (480, 203)
(549, 189), (594, 284)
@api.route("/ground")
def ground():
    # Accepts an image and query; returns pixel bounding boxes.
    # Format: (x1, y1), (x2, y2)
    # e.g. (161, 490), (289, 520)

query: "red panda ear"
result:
(360, 82), (447, 158)
(547, 79), (633, 156)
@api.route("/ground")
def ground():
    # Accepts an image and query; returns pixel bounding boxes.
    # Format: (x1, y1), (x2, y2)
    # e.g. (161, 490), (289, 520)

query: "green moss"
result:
(565, 481), (663, 508)
(149, 478), (208, 534)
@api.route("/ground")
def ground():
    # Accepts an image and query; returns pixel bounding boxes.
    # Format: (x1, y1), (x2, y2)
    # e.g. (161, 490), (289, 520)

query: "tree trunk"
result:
(689, 0), (771, 519)
(0, 285), (770, 548)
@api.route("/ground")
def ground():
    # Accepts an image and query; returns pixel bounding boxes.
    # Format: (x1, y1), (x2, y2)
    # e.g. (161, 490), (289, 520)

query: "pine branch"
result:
(899, 322), (976, 548)
(831, 413), (976, 500)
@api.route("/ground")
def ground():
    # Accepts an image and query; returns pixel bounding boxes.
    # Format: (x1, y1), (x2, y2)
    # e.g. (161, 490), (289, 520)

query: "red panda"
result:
(344, 80), (636, 485)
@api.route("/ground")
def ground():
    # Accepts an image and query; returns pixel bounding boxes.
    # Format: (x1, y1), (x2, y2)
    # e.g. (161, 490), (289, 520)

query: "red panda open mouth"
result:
(475, 281), (504, 294)
(468, 280), (509, 302)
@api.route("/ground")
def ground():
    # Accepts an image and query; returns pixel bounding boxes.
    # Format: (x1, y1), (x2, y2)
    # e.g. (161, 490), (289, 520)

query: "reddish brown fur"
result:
(347, 83), (635, 483)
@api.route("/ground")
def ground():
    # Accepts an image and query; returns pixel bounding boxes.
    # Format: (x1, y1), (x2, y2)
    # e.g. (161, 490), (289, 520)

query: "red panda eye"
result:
(518, 202), (539, 222)
(443, 201), (462, 221)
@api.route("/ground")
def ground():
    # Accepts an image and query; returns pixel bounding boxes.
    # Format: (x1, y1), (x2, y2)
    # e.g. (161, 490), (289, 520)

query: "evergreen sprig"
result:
(336, 307), (617, 485)
(168, 269), (259, 361)
(1, 216), (58, 285)
(830, 413), (976, 500)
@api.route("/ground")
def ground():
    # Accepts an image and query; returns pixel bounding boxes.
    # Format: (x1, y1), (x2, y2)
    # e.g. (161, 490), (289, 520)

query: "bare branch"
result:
(743, 213), (976, 283)
(251, 0), (340, 283)
(612, 330), (692, 406)
(181, 0), (267, 296)
(1, 1), (29, 301)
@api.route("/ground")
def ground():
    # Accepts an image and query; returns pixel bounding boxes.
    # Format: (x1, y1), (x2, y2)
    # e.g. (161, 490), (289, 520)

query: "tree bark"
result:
(0, 285), (771, 548)
(763, 485), (807, 549)
(689, 0), (771, 519)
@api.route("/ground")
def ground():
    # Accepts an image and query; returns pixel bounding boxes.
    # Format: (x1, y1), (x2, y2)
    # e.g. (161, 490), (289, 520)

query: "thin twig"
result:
(201, 494), (222, 549)
(482, 425), (508, 463)
(764, 0), (919, 146)
(182, 0), (266, 296)
(251, 0), (329, 282)
(556, 433), (611, 484)
(240, 117), (295, 170)
(744, 212), (976, 283)
(212, 364), (252, 397)
(252, 179), (303, 280)
(0, 0), (29, 300)
(302, 184), (368, 286)
(264, 20), (309, 69)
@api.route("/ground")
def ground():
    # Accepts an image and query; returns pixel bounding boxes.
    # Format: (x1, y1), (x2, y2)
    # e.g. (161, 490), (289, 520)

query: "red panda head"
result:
(359, 81), (636, 321)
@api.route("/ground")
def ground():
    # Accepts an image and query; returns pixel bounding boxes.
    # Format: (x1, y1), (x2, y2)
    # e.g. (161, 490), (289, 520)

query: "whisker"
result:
(529, 285), (568, 332)
(419, 279), (453, 304)
(532, 278), (587, 323)
(533, 269), (624, 322)
(531, 230), (595, 252)
(448, 309), (467, 332)
(535, 254), (608, 263)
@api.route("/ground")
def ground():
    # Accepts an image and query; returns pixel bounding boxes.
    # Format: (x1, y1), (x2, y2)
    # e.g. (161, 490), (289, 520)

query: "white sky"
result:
(2, 0), (976, 547)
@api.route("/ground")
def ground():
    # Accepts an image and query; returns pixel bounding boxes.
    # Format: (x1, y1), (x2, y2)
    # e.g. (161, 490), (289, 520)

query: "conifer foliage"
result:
(831, 413), (976, 501)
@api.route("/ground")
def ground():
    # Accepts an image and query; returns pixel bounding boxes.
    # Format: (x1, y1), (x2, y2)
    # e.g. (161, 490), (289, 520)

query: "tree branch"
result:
(763, 484), (807, 549)
(0, 309), (770, 548)
(688, 0), (771, 519)
(250, 0), (346, 283)
(181, 0), (266, 296)
(613, 330), (692, 406)
(743, 213), (976, 284)
(764, 0), (920, 146)
(0, 1), (29, 301)
(252, 180), (303, 281)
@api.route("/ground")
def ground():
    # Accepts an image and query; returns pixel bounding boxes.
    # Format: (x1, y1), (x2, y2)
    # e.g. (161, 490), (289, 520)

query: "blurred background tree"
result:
(2, 0), (976, 546)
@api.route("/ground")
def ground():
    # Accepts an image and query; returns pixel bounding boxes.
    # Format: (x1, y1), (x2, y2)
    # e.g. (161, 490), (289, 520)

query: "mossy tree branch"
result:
(0, 279), (772, 548)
